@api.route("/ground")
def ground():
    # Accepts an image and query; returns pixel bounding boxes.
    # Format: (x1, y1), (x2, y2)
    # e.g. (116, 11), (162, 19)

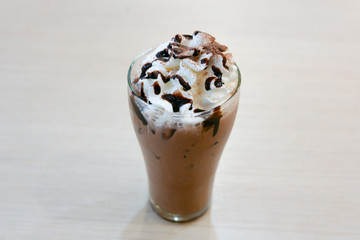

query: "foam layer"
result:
(133, 31), (238, 114)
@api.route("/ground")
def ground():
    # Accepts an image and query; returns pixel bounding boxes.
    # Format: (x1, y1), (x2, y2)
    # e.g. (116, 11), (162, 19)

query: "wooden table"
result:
(1, 0), (359, 239)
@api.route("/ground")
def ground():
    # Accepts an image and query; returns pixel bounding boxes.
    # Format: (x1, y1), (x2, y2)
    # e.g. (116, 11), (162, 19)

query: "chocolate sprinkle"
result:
(162, 92), (193, 112)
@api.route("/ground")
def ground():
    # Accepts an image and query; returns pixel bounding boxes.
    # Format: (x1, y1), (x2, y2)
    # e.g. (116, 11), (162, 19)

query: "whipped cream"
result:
(132, 31), (238, 114)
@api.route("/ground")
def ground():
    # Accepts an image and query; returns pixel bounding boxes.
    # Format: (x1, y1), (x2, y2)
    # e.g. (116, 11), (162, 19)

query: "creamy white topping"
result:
(133, 31), (238, 114)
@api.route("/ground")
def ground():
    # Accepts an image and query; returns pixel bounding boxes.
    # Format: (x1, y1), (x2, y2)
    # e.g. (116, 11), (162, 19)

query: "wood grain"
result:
(0, 0), (359, 239)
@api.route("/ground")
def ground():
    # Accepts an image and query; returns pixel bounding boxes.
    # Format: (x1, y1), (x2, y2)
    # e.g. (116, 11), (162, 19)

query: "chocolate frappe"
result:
(128, 31), (241, 222)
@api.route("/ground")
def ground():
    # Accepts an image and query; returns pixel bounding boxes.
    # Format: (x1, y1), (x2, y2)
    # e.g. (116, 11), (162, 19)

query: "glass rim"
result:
(127, 47), (241, 117)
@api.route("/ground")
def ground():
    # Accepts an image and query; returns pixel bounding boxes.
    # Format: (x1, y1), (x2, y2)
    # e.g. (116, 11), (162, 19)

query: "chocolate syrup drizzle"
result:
(162, 92), (193, 112)
(201, 58), (208, 64)
(203, 106), (222, 137)
(172, 75), (191, 91)
(140, 63), (152, 78)
(140, 82), (147, 102)
(194, 108), (205, 113)
(153, 81), (161, 95)
(155, 49), (170, 62)
(183, 34), (193, 40)
(212, 66), (222, 78)
(173, 34), (182, 43)
(204, 66), (224, 91)
(145, 71), (170, 83)
(205, 77), (216, 91)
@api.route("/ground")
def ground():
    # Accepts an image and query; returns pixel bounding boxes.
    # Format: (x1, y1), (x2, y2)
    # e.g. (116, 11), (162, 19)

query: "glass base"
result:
(149, 198), (210, 222)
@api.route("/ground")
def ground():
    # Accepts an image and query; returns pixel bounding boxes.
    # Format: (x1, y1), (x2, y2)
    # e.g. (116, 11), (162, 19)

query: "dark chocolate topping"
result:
(172, 75), (191, 91)
(194, 108), (205, 113)
(153, 81), (161, 95)
(146, 71), (171, 83)
(140, 62), (152, 78)
(173, 34), (182, 43)
(212, 66), (222, 78)
(162, 92), (193, 112)
(205, 77), (216, 91)
(222, 57), (229, 70)
(201, 58), (208, 64)
(214, 78), (223, 88)
(193, 49), (200, 56)
(156, 49), (170, 62)
(140, 82), (147, 102)
(183, 34), (193, 40)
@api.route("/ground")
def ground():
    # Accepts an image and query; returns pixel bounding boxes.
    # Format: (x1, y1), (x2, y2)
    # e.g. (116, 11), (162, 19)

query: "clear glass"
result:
(127, 48), (241, 222)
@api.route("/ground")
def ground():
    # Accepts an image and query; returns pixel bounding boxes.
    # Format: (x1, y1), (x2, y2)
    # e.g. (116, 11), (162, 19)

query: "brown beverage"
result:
(128, 31), (241, 222)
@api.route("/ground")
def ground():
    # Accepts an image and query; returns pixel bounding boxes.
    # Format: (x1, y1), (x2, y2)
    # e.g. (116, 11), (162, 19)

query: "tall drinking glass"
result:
(128, 48), (241, 222)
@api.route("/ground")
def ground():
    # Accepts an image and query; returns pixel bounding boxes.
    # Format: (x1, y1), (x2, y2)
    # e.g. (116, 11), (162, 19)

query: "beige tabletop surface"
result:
(1, 0), (360, 239)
